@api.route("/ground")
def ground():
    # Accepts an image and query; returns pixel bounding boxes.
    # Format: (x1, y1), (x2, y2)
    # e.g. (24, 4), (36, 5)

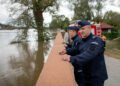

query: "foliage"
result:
(8, 0), (61, 41)
(71, 0), (94, 20)
(92, 0), (105, 22)
(67, 0), (106, 22)
(102, 29), (119, 39)
(9, 0), (60, 28)
(49, 15), (70, 31)
(103, 11), (120, 28)
(103, 10), (120, 39)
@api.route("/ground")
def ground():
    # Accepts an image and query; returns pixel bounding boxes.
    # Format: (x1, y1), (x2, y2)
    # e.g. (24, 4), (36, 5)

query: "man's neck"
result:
(84, 32), (91, 38)
(82, 33), (92, 41)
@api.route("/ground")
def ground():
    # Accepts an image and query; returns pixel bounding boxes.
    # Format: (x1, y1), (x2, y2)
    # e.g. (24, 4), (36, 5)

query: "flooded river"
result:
(0, 29), (54, 86)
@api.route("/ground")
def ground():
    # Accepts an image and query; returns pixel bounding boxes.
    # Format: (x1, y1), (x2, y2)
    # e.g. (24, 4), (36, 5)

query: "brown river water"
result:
(0, 29), (54, 86)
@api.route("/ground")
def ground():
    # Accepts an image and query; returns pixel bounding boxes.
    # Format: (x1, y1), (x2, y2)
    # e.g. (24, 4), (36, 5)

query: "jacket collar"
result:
(82, 33), (93, 42)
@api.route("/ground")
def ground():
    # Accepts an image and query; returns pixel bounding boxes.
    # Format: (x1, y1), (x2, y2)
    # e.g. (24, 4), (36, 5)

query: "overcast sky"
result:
(0, 0), (120, 24)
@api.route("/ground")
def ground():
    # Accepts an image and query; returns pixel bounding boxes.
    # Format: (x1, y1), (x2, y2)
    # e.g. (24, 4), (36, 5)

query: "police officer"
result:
(61, 20), (108, 86)
(60, 26), (82, 56)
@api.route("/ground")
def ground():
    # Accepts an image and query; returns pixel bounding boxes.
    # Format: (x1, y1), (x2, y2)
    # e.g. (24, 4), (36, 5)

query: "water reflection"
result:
(0, 29), (54, 86)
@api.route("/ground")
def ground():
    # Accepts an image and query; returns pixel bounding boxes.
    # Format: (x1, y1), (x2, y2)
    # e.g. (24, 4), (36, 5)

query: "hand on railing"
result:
(59, 49), (66, 55)
(61, 54), (70, 62)
(62, 42), (67, 47)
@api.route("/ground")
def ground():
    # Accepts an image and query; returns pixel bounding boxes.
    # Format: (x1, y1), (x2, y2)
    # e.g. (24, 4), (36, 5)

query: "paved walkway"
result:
(105, 56), (120, 86)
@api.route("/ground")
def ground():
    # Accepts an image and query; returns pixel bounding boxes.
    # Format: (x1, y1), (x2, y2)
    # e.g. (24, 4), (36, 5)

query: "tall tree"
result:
(103, 10), (120, 39)
(103, 10), (120, 28)
(93, 0), (106, 22)
(9, 0), (60, 41)
(73, 0), (94, 20)
(67, 0), (106, 22)
(49, 15), (69, 31)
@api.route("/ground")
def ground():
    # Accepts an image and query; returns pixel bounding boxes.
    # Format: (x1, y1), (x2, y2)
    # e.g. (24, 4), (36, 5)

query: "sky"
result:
(0, 0), (120, 25)
(0, 1), (10, 24)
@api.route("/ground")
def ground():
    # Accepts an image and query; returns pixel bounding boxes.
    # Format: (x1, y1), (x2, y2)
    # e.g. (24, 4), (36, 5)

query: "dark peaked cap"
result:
(78, 20), (90, 28)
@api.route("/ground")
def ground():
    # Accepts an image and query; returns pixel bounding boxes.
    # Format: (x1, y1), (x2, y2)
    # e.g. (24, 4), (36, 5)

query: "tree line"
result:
(3, 0), (120, 40)
(49, 0), (120, 39)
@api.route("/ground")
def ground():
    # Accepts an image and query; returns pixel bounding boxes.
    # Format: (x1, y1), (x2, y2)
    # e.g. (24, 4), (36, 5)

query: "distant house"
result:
(101, 23), (114, 33)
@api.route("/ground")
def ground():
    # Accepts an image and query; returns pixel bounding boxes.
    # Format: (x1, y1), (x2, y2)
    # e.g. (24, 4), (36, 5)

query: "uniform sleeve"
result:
(66, 43), (72, 49)
(66, 46), (78, 55)
(70, 40), (104, 65)
(66, 42), (80, 55)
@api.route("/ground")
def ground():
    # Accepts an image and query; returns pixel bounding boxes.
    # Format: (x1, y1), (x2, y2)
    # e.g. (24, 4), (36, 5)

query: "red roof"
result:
(101, 23), (114, 29)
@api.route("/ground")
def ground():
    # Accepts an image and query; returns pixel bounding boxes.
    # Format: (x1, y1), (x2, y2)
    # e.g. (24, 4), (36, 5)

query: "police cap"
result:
(69, 26), (79, 32)
(78, 20), (90, 28)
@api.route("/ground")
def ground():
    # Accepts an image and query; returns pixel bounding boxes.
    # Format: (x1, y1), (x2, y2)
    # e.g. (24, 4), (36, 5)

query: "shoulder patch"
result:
(89, 41), (98, 51)
(89, 44), (96, 51)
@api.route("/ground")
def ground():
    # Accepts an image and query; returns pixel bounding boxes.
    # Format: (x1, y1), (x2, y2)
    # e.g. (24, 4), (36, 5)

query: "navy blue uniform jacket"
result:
(70, 33), (108, 82)
(66, 34), (82, 56)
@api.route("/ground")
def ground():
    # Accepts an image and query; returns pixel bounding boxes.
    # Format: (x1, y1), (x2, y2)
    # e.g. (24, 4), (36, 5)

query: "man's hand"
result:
(59, 50), (66, 55)
(62, 42), (66, 44)
(62, 42), (67, 47)
(62, 54), (70, 62)
(63, 44), (67, 47)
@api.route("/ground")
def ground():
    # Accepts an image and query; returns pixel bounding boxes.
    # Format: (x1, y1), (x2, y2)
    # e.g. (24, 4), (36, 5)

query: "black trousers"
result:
(74, 71), (105, 86)
(74, 70), (85, 86)
(84, 81), (104, 86)
(77, 79), (104, 86)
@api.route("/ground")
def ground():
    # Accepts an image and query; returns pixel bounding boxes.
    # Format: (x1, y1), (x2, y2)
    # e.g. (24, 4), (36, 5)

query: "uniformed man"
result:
(60, 26), (82, 56)
(61, 20), (108, 86)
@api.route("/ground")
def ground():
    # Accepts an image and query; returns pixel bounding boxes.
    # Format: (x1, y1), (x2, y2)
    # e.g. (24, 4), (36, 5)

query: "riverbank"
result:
(105, 39), (120, 60)
(0, 23), (26, 30)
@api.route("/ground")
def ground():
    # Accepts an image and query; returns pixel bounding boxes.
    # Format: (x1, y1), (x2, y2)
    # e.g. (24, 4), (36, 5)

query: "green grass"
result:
(105, 39), (120, 59)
